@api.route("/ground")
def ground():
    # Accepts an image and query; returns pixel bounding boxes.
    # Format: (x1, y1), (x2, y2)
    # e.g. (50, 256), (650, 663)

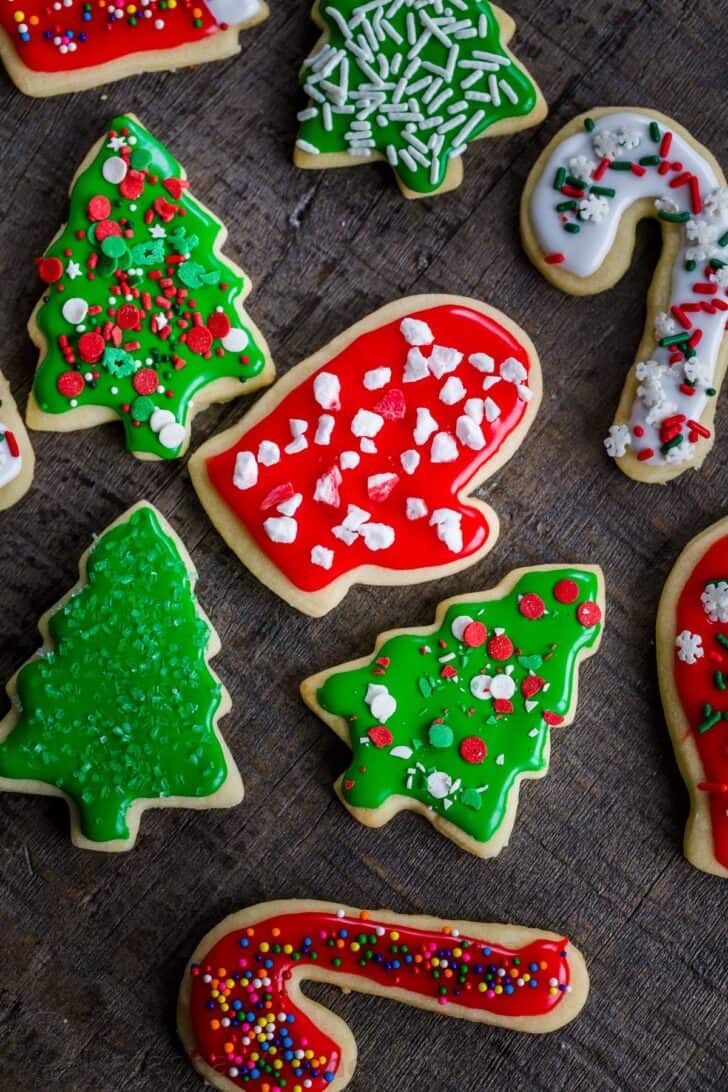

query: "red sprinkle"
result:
(690, 176), (702, 215)
(637, 448), (655, 461)
(87, 195), (112, 222)
(544, 252), (565, 265)
(519, 593), (545, 620)
(57, 371), (84, 397)
(94, 219), (122, 242)
(553, 578), (579, 604)
(543, 711), (564, 726)
(577, 601), (602, 627)
(4, 430), (19, 458)
(367, 726), (393, 748)
(462, 621), (487, 648)
(630, 163), (646, 177)
(37, 256), (64, 284)
(521, 675), (545, 699)
(77, 331), (105, 363)
(488, 634), (514, 661)
(186, 326), (214, 355)
(207, 311), (232, 339)
(132, 368), (158, 395)
(659, 131), (673, 158)
(459, 736), (486, 764)
(670, 305), (691, 329)
(593, 157), (610, 180)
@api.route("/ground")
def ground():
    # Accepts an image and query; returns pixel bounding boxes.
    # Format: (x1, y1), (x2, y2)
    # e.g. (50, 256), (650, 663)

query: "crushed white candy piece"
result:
(403, 347), (429, 383)
(366, 683), (397, 721)
(233, 451), (258, 490)
(426, 771), (453, 799)
(456, 415), (485, 451)
(484, 397), (501, 422)
(470, 674), (492, 700)
(517, 384), (532, 403)
(313, 372), (340, 410)
(414, 407), (438, 445)
(340, 450), (360, 470)
(464, 397), (484, 424)
(364, 367), (391, 390)
(430, 508), (463, 552)
(351, 409), (384, 437)
(439, 376), (466, 405)
(428, 345), (463, 379)
(314, 466), (342, 506)
(263, 516), (297, 544)
(406, 497), (428, 520)
(277, 493), (302, 516)
(500, 357), (528, 384)
(368, 472), (399, 502)
(289, 418), (308, 437)
(315, 414), (335, 445)
(430, 431), (458, 463)
(311, 545), (334, 570)
(257, 440), (280, 466)
(400, 316), (433, 346)
(400, 449), (420, 475)
(285, 436), (308, 455)
(359, 522), (395, 551)
(468, 352), (494, 373)
(482, 375), (500, 391)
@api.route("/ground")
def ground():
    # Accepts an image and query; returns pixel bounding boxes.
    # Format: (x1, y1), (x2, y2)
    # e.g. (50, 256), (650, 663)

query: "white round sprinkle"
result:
(222, 327), (249, 353)
(102, 155), (128, 184)
(62, 297), (88, 325)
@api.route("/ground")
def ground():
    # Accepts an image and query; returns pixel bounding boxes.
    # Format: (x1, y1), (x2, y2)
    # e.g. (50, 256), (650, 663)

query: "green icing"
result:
(315, 568), (603, 847)
(297, 0), (538, 194)
(0, 507), (228, 844)
(33, 114), (267, 459)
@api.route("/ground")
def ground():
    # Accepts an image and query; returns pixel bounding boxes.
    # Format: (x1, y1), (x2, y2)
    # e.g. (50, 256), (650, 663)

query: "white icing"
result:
(529, 111), (726, 468)
(0, 422), (22, 489)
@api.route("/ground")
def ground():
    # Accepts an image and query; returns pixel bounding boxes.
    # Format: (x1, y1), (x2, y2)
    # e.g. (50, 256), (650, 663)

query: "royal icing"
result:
(31, 114), (269, 459)
(0, 420), (22, 489)
(307, 567), (603, 853)
(296, 0), (541, 194)
(200, 302), (539, 602)
(671, 531), (728, 870)
(527, 111), (728, 473)
(184, 902), (580, 1091)
(0, 0), (261, 76)
(0, 506), (235, 847)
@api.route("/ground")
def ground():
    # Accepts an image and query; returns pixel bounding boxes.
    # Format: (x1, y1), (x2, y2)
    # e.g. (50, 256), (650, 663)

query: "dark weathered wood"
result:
(1, 2), (727, 1089)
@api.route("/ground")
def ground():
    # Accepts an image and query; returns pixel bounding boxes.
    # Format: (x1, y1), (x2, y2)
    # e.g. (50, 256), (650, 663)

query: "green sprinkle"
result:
(707, 387), (717, 396)
(710, 259), (726, 269)
(714, 671), (726, 691)
(556, 200), (577, 212)
(660, 332), (690, 347)
(660, 434), (683, 454)
(639, 155), (661, 166)
(566, 174), (587, 188)
(417, 676), (433, 698)
(130, 395), (156, 422)
(429, 722), (454, 748)
(101, 235), (127, 259)
(554, 167), (566, 190)
(101, 347), (136, 378)
(590, 185), (616, 197)
(584, 117), (595, 132)
(658, 210), (691, 223)
(609, 160), (633, 170)
(718, 231), (728, 248)
(462, 788), (482, 810)
(650, 121), (661, 142)
(716, 634), (728, 649)
(564, 223), (580, 234)
(685, 259), (697, 271)
(130, 147), (152, 171)
(699, 711), (722, 733)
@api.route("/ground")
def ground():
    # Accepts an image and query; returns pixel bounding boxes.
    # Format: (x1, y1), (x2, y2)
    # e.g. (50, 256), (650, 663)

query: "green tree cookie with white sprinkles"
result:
(302, 564), (604, 857)
(294, 0), (547, 197)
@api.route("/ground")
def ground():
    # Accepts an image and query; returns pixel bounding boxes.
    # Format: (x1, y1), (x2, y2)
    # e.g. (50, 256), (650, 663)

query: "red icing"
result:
(673, 535), (728, 868)
(205, 305), (535, 594)
(187, 908), (573, 1091)
(1, 1), (231, 76)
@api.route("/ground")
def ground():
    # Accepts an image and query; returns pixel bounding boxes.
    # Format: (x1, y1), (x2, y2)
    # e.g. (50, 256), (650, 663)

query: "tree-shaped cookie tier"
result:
(27, 114), (273, 460)
(295, 0), (546, 197)
(302, 565), (604, 857)
(0, 0), (268, 98)
(0, 504), (242, 851)
(190, 296), (541, 616)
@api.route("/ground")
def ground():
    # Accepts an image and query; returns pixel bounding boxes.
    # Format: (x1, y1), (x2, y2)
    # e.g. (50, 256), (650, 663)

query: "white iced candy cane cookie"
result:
(0, 372), (33, 509)
(521, 108), (728, 484)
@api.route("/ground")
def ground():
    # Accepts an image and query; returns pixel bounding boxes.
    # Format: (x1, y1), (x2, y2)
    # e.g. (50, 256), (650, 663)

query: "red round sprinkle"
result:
(120, 170), (145, 200)
(577, 602), (602, 627)
(186, 325), (213, 355)
(521, 675), (545, 699)
(462, 621), (487, 648)
(488, 634), (514, 661)
(374, 389), (407, 420)
(132, 368), (158, 395)
(519, 593), (545, 620)
(57, 371), (84, 397)
(543, 711), (564, 726)
(368, 726), (393, 748)
(87, 195), (112, 222)
(94, 219), (122, 242)
(78, 331), (105, 363)
(38, 256), (63, 284)
(116, 304), (140, 329)
(553, 578), (579, 604)
(460, 736), (486, 764)
(207, 311), (231, 339)
(493, 698), (514, 714)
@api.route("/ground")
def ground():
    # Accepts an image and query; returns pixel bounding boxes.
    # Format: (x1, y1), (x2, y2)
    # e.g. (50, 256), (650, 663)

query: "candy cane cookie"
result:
(657, 516), (728, 878)
(190, 295), (541, 616)
(178, 900), (589, 1092)
(521, 108), (728, 483)
(0, 371), (34, 511)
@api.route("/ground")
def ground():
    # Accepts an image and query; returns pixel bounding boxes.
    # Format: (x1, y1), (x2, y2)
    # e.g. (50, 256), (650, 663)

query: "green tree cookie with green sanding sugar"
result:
(27, 113), (273, 460)
(294, 0), (546, 197)
(302, 566), (604, 857)
(0, 504), (243, 851)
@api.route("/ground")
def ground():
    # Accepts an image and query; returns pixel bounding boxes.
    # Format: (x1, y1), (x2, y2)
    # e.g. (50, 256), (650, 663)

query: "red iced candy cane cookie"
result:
(178, 900), (589, 1092)
(657, 515), (728, 878)
(189, 296), (542, 616)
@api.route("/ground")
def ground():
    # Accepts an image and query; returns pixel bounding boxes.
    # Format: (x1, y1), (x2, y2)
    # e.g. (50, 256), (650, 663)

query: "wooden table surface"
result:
(1, 2), (727, 1089)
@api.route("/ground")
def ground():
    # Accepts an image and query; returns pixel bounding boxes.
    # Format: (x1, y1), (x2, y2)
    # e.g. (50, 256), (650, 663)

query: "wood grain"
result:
(0, 1), (727, 1089)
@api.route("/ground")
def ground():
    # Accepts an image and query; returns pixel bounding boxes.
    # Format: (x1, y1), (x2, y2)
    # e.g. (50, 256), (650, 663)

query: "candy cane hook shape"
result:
(521, 108), (728, 483)
(179, 900), (589, 1092)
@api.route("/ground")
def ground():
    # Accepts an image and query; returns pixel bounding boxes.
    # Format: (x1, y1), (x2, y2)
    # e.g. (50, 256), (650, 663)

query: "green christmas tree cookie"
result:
(301, 565), (604, 857)
(27, 113), (274, 460)
(0, 503), (243, 851)
(294, 0), (547, 197)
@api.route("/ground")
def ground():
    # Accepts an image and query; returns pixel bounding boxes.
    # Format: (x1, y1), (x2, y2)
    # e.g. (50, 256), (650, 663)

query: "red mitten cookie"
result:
(190, 296), (542, 615)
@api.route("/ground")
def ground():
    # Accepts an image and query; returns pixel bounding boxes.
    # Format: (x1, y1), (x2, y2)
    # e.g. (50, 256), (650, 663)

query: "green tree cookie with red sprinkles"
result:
(302, 565), (604, 857)
(27, 114), (273, 460)
(0, 503), (243, 851)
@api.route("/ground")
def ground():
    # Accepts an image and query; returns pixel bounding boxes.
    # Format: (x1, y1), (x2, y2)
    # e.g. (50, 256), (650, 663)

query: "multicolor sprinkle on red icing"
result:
(307, 567), (603, 854)
(31, 114), (269, 459)
(186, 904), (577, 1090)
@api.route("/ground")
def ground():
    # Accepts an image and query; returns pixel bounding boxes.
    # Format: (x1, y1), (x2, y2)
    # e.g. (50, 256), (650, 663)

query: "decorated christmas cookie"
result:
(0, 0), (268, 97)
(179, 899), (589, 1092)
(302, 565), (604, 856)
(26, 114), (273, 461)
(294, 0), (547, 198)
(0, 371), (34, 511)
(0, 503), (242, 852)
(657, 516), (728, 878)
(189, 295), (542, 616)
(521, 108), (728, 483)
